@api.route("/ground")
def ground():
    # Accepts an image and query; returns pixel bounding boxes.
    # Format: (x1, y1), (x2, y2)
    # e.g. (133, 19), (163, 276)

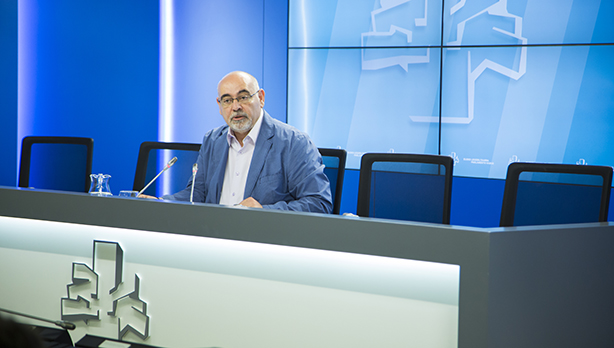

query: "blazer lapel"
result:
(244, 112), (274, 198)
(211, 130), (230, 203)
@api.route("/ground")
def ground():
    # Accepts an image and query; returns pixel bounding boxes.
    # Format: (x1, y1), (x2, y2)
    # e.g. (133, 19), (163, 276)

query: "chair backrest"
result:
(318, 148), (347, 215)
(133, 141), (201, 197)
(18, 136), (94, 193)
(357, 153), (454, 224)
(500, 162), (613, 227)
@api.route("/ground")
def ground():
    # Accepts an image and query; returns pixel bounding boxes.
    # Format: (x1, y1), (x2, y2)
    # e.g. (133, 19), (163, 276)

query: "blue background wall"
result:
(0, 0), (611, 227)
(169, 0), (288, 143)
(4, 0), (288, 194)
(0, 0), (17, 186)
(16, 0), (159, 193)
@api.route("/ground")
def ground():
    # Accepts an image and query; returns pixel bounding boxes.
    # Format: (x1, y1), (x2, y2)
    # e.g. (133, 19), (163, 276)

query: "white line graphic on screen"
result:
(362, 0), (527, 124)
(411, 0), (527, 124)
(361, 0), (430, 71)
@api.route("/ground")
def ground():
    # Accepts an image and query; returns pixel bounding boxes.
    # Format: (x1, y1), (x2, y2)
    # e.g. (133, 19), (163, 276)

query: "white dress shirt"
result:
(219, 111), (264, 205)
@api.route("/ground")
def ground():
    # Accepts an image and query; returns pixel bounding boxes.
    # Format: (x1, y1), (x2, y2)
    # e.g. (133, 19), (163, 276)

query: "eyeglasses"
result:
(218, 89), (260, 108)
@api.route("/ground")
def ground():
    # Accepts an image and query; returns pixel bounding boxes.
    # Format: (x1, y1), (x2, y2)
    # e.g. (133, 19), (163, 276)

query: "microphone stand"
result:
(0, 307), (76, 330)
(190, 163), (198, 203)
(138, 156), (178, 196)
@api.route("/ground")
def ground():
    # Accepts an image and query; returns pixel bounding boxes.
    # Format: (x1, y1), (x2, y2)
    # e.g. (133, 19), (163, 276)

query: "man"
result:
(148, 71), (332, 213)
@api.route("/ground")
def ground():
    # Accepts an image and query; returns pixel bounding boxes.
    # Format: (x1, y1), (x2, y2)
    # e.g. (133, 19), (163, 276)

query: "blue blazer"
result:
(162, 112), (333, 213)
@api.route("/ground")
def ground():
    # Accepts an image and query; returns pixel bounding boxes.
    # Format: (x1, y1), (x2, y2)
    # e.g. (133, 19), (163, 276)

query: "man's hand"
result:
(238, 197), (262, 208)
(137, 194), (159, 200)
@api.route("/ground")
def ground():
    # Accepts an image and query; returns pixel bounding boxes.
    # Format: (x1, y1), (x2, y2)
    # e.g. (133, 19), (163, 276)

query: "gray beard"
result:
(230, 118), (253, 134)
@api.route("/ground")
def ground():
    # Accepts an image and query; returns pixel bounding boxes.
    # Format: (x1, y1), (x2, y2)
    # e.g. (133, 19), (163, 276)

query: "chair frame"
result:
(499, 162), (613, 227)
(357, 153), (454, 224)
(132, 141), (201, 192)
(318, 148), (347, 215)
(18, 136), (94, 193)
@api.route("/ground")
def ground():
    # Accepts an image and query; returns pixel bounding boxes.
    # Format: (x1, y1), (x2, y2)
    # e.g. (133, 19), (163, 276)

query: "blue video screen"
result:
(288, 0), (614, 179)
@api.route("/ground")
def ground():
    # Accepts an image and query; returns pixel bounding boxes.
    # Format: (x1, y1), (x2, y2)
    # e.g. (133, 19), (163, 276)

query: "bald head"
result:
(217, 71), (260, 95)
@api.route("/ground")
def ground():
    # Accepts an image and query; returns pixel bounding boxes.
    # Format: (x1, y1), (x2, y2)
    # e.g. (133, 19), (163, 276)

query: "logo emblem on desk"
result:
(60, 240), (150, 340)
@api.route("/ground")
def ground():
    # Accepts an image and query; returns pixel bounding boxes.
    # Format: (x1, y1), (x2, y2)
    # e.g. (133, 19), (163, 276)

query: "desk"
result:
(0, 186), (613, 347)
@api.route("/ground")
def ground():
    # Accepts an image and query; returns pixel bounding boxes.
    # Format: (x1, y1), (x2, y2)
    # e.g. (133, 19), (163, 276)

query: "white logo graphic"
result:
(361, 0), (430, 72)
(61, 240), (150, 340)
(450, 152), (459, 165)
(361, 0), (527, 124)
(443, 0), (527, 124)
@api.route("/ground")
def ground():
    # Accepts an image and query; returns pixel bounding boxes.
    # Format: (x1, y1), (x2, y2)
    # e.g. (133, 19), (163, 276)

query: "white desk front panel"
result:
(0, 215), (459, 348)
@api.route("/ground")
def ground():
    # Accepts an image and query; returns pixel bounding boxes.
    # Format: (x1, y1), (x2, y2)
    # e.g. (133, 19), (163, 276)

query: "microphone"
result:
(138, 156), (178, 195)
(0, 307), (76, 330)
(190, 163), (198, 203)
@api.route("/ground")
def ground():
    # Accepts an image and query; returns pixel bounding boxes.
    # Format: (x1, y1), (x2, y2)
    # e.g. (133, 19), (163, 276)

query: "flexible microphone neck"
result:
(190, 163), (198, 203)
(138, 156), (178, 195)
(0, 307), (76, 330)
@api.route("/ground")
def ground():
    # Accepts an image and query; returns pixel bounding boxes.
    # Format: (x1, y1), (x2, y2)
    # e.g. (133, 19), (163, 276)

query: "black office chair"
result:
(18, 136), (94, 193)
(357, 153), (454, 224)
(133, 141), (201, 197)
(499, 162), (613, 227)
(318, 148), (347, 215)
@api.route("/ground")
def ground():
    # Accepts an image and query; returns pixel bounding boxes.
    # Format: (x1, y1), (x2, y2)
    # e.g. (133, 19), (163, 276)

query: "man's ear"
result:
(258, 89), (265, 107)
